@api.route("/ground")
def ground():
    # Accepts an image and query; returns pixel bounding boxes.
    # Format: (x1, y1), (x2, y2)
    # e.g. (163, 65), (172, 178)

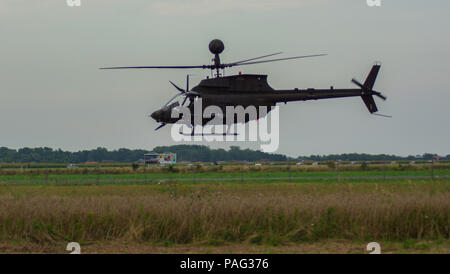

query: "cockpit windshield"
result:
(163, 93), (184, 107)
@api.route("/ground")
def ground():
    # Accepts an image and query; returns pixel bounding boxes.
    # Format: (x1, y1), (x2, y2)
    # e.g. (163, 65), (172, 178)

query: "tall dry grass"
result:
(0, 182), (448, 245)
(1, 163), (449, 176)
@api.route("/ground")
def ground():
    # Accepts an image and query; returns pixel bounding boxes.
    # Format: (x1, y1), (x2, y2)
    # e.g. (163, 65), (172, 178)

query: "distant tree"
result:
(360, 161), (368, 170)
(0, 146), (446, 164)
(327, 161), (336, 169)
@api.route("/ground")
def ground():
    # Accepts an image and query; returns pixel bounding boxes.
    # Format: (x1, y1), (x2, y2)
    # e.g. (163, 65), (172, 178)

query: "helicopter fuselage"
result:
(151, 73), (371, 127)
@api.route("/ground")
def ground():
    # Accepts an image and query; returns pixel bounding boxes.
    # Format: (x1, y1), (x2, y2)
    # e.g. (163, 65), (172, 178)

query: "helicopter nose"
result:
(150, 110), (160, 121)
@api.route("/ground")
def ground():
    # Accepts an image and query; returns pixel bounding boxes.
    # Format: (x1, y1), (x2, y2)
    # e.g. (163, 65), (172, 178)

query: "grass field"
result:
(0, 164), (448, 184)
(0, 173), (448, 254)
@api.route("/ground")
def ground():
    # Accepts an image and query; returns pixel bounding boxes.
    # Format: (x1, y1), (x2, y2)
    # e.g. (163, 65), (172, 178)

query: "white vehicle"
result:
(144, 153), (176, 165)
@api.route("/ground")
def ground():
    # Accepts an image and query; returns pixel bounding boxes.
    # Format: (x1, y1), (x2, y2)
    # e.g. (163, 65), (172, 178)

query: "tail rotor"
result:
(351, 64), (387, 113)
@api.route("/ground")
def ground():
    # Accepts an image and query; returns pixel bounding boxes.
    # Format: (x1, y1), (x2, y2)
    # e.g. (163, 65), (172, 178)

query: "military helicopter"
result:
(101, 39), (386, 132)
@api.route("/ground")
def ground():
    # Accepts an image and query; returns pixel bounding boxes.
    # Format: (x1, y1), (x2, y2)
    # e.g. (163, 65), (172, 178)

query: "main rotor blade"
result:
(100, 65), (211, 70)
(229, 52), (283, 65)
(100, 54), (324, 70)
(228, 54), (327, 67)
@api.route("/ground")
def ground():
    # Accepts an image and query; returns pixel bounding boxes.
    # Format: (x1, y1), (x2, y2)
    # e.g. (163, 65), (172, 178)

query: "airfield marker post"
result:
(96, 164), (100, 184)
(144, 164), (147, 184)
(431, 159), (434, 180)
(193, 166), (196, 183)
(336, 161), (340, 182)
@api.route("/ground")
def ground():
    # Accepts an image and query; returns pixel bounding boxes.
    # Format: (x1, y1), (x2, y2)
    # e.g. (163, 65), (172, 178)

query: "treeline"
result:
(0, 145), (448, 163)
(0, 145), (288, 163)
(0, 147), (149, 163)
(301, 153), (447, 162)
(153, 145), (288, 162)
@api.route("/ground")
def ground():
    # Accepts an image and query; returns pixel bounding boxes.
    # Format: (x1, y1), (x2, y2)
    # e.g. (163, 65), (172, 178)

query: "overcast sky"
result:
(0, 0), (449, 157)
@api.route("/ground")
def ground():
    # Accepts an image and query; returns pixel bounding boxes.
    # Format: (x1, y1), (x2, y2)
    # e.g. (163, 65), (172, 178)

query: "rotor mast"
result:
(209, 39), (225, 77)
